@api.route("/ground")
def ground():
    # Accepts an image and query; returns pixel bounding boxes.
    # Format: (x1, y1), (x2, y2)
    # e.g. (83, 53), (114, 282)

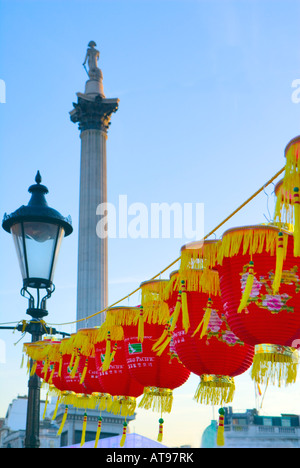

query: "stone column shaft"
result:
(77, 129), (108, 328)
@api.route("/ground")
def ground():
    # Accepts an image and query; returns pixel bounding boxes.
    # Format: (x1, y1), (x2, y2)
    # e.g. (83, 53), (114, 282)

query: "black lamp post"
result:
(2, 171), (73, 448)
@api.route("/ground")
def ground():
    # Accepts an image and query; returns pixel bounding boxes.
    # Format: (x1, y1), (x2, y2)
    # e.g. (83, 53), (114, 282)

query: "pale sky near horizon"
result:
(1, 0), (300, 447)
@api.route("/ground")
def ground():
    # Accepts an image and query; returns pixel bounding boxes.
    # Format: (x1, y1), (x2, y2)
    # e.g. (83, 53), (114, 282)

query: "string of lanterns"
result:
(22, 135), (300, 448)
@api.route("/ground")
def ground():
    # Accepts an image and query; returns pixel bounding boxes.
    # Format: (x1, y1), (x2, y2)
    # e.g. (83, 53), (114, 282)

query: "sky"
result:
(0, 0), (300, 448)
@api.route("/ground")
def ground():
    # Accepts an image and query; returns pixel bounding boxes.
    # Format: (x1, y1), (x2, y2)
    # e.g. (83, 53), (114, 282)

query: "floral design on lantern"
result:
(239, 264), (300, 314)
(204, 311), (242, 347)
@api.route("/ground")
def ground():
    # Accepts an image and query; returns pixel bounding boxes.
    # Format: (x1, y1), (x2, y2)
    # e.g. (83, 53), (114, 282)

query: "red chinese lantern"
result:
(165, 262), (254, 407)
(54, 333), (112, 446)
(22, 339), (76, 434)
(110, 285), (190, 443)
(164, 240), (255, 448)
(22, 340), (57, 382)
(60, 328), (106, 395)
(23, 339), (67, 393)
(93, 316), (145, 446)
(218, 224), (300, 387)
(58, 335), (93, 395)
(94, 325), (145, 409)
(164, 240), (222, 334)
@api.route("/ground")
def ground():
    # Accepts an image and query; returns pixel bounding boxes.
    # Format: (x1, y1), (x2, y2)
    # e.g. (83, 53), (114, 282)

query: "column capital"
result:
(70, 94), (119, 132)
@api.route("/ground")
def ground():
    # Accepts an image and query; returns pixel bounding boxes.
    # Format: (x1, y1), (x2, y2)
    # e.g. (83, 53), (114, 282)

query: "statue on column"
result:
(83, 41), (102, 81)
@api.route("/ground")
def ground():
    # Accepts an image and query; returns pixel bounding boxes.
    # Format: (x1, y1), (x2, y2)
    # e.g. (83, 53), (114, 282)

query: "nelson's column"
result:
(70, 41), (119, 329)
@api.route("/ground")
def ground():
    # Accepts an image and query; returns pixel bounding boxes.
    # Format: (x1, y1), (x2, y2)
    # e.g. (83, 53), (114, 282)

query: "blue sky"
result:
(0, 0), (300, 447)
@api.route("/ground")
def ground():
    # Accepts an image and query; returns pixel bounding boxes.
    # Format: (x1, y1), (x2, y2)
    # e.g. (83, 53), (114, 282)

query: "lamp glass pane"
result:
(11, 223), (27, 280)
(23, 222), (60, 283)
(49, 226), (64, 283)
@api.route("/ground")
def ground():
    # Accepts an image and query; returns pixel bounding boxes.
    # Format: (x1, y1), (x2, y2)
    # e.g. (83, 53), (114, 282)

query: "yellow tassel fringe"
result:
(194, 375), (235, 406)
(138, 387), (173, 414)
(180, 240), (221, 272)
(251, 345), (299, 387)
(219, 226), (288, 264)
(141, 280), (170, 325)
(164, 269), (220, 301)
(110, 396), (137, 417)
(103, 307), (139, 328)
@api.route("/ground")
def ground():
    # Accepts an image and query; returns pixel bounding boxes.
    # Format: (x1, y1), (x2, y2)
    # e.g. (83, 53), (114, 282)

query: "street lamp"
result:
(2, 171), (73, 448)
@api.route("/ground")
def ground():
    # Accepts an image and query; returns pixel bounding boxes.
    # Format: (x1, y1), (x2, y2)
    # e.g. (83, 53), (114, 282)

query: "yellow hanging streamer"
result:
(156, 329), (172, 357)
(102, 331), (112, 371)
(152, 323), (170, 351)
(70, 350), (81, 378)
(20, 354), (24, 369)
(58, 355), (63, 377)
(180, 280), (190, 332)
(26, 357), (31, 375)
(30, 361), (37, 377)
(152, 323), (171, 356)
(138, 306), (144, 342)
(217, 408), (225, 447)
(238, 261), (254, 313)
(69, 352), (75, 369)
(43, 393), (49, 420)
(80, 358), (89, 384)
(110, 343), (118, 363)
(80, 412), (88, 447)
(257, 382), (262, 396)
(94, 416), (103, 448)
(170, 292), (182, 332)
(48, 365), (56, 385)
(272, 232), (284, 294)
(157, 417), (164, 443)
(52, 396), (61, 420)
(120, 420), (128, 447)
(57, 406), (68, 436)
(293, 187), (300, 256)
(192, 298), (213, 339)
(42, 358), (50, 379)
